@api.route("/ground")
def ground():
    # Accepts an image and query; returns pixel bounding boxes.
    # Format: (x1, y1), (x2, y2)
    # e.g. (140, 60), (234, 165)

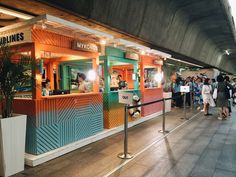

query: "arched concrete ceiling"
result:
(33, 0), (236, 73)
(1, 0), (236, 73)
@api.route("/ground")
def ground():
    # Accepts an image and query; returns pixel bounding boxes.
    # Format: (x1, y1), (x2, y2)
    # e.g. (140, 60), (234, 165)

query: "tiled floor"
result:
(13, 106), (236, 177)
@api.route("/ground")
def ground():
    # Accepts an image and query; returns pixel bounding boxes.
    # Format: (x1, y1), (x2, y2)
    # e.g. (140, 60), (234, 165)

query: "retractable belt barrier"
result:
(118, 97), (173, 159)
(118, 92), (197, 159)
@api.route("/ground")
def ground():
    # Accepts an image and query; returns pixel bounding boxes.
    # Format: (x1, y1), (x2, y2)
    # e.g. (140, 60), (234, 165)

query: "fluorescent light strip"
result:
(0, 6), (34, 20)
(228, 0), (236, 28)
(119, 39), (150, 50)
(225, 50), (230, 55)
(118, 39), (172, 58)
(149, 49), (171, 58)
(46, 15), (114, 39)
(168, 57), (203, 68)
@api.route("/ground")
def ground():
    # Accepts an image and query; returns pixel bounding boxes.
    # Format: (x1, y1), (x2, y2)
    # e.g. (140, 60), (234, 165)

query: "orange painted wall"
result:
(140, 55), (163, 116)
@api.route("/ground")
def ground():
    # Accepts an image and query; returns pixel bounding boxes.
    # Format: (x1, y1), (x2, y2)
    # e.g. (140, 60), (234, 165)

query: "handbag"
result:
(213, 88), (217, 99)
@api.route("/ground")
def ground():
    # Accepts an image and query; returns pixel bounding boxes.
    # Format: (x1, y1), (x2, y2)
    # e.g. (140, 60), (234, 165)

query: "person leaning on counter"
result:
(77, 73), (88, 93)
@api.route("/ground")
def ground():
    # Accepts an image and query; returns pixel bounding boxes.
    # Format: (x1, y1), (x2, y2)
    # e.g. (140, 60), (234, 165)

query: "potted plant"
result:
(0, 45), (36, 177)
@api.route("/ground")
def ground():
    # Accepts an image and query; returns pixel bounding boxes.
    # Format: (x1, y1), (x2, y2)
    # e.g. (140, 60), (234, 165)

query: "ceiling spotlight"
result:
(140, 50), (145, 55)
(100, 39), (106, 45)
(225, 50), (230, 55)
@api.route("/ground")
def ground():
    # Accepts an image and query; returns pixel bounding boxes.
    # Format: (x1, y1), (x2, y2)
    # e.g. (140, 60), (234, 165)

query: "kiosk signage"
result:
(72, 40), (98, 52)
(118, 91), (133, 104)
(125, 52), (139, 60)
(153, 59), (163, 65)
(0, 29), (32, 45)
(180, 86), (190, 93)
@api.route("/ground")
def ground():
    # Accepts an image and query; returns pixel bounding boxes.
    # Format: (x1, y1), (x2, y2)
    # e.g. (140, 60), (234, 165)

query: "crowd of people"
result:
(171, 74), (236, 120)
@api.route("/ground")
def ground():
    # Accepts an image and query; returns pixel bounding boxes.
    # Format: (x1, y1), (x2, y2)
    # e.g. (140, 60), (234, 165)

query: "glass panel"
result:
(59, 59), (94, 94)
(144, 68), (159, 88)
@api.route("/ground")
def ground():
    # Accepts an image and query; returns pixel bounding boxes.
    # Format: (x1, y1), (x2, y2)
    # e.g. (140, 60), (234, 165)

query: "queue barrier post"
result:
(159, 98), (170, 133)
(118, 104), (133, 159)
(181, 93), (188, 120)
(190, 90), (193, 109)
(118, 97), (174, 159)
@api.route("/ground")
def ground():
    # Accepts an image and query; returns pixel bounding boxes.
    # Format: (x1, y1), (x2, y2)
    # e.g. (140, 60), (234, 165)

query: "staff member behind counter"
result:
(77, 73), (88, 93)
(42, 79), (52, 96)
(110, 74), (128, 91)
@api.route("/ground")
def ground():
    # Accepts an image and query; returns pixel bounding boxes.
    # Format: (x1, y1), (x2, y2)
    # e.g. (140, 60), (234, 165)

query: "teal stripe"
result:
(26, 103), (103, 155)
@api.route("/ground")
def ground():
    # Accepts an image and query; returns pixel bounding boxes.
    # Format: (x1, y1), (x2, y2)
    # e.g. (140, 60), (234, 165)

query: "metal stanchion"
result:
(159, 98), (170, 133)
(118, 104), (133, 159)
(190, 90), (193, 109)
(181, 93), (188, 120)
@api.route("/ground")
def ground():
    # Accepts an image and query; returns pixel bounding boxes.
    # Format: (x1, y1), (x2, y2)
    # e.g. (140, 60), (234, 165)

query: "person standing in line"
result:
(194, 77), (203, 110)
(202, 78), (215, 116)
(224, 76), (233, 116)
(232, 78), (236, 106)
(174, 77), (183, 108)
(211, 78), (217, 91)
(216, 75), (230, 120)
(185, 76), (192, 107)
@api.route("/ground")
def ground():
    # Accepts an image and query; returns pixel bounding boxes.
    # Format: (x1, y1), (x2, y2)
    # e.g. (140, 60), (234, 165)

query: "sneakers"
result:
(218, 117), (222, 120)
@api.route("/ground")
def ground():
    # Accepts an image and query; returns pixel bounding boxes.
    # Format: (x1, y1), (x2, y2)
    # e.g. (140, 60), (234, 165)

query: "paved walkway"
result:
(14, 106), (236, 177)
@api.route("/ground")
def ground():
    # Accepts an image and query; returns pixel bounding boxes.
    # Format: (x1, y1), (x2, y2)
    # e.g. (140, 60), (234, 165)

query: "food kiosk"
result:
(139, 55), (164, 116)
(100, 47), (140, 128)
(1, 15), (104, 155)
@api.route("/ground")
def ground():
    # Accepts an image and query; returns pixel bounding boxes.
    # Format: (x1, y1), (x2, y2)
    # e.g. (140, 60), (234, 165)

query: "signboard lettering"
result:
(0, 29), (32, 46)
(118, 91), (134, 104)
(0, 32), (24, 45)
(153, 59), (163, 65)
(180, 86), (190, 93)
(72, 41), (98, 52)
(125, 52), (139, 60)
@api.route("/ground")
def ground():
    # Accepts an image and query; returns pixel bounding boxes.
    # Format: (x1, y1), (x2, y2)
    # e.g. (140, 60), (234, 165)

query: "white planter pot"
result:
(163, 92), (172, 113)
(0, 114), (27, 177)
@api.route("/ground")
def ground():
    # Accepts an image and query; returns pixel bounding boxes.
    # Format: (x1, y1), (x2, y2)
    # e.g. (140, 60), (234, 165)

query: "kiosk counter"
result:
(7, 20), (104, 155)
(14, 93), (103, 155)
(100, 47), (140, 129)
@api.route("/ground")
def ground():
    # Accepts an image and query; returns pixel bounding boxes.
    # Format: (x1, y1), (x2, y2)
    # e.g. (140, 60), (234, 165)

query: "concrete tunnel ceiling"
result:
(0, 0), (236, 73)
(36, 0), (236, 74)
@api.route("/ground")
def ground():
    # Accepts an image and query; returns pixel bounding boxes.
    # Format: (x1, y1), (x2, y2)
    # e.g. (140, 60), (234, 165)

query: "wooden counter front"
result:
(141, 88), (163, 116)
(14, 93), (103, 155)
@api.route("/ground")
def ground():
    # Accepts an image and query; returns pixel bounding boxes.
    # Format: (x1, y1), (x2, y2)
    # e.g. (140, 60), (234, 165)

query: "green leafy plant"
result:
(0, 45), (37, 118)
(162, 62), (176, 92)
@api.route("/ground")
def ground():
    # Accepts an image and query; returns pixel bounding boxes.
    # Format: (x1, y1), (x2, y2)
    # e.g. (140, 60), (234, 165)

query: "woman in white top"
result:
(77, 73), (88, 93)
(42, 79), (51, 96)
(202, 78), (215, 116)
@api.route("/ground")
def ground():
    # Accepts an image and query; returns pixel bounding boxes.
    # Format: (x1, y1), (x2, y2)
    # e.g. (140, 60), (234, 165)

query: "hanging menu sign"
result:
(0, 29), (32, 46)
(153, 59), (163, 65)
(72, 40), (98, 52)
(125, 52), (139, 60)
